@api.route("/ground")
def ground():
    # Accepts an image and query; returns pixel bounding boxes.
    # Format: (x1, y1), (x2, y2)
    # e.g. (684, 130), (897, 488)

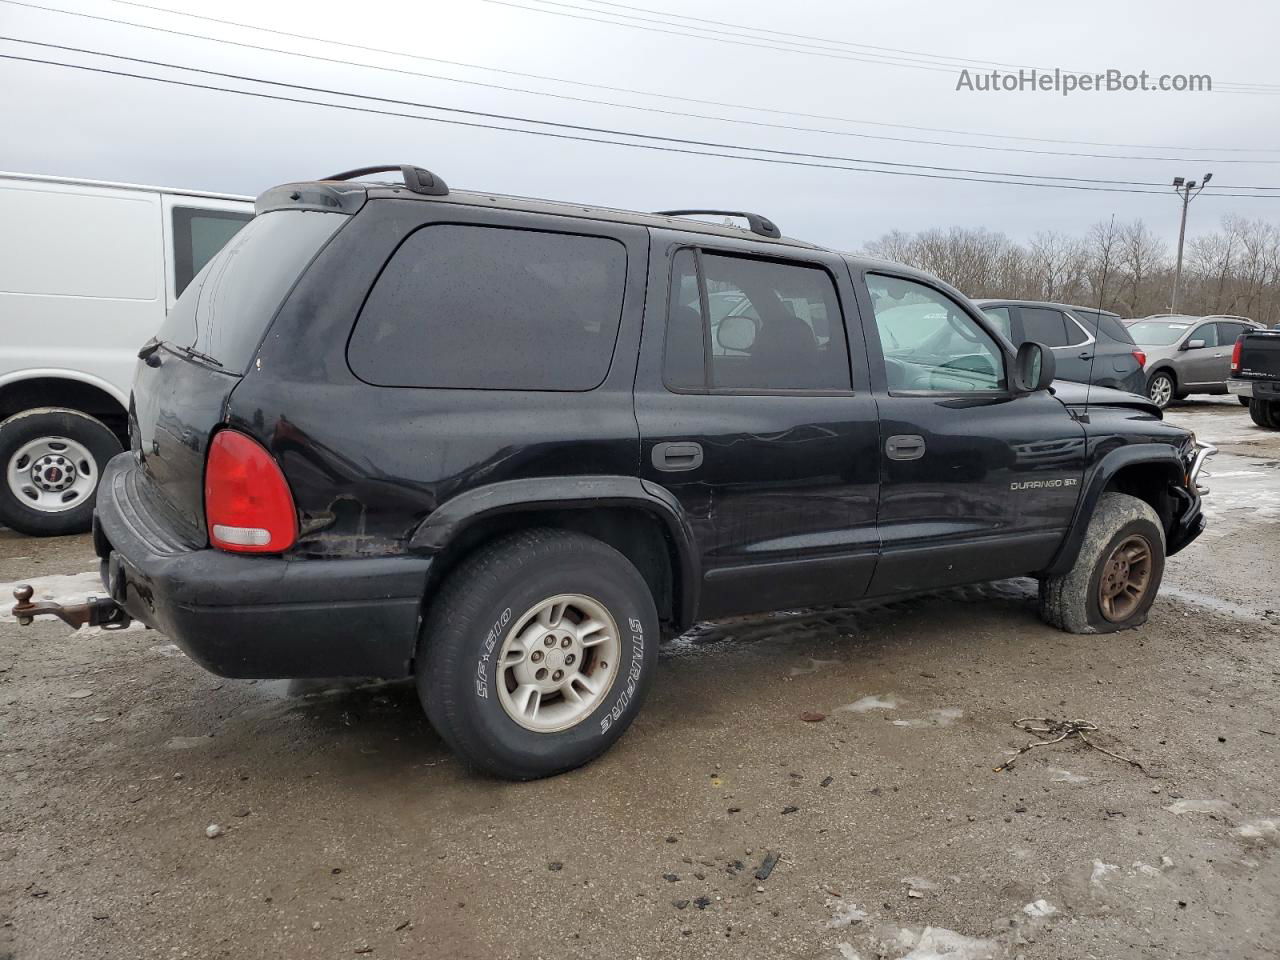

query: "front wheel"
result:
(417, 529), (658, 780)
(0, 408), (123, 536)
(1038, 493), (1166, 634)
(1147, 372), (1175, 409)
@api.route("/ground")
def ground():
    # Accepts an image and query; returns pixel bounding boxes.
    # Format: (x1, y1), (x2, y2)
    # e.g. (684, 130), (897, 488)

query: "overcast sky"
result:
(2, 0), (1278, 251)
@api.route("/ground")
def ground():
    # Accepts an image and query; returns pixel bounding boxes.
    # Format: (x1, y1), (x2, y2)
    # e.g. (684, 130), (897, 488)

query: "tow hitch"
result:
(11, 584), (132, 630)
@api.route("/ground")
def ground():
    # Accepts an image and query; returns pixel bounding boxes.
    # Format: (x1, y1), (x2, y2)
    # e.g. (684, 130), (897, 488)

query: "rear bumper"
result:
(1230, 377), (1280, 400)
(94, 453), (431, 678)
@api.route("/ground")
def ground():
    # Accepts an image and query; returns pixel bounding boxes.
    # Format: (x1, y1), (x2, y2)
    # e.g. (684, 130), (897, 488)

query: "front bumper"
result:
(1167, 440), (1215, 556)
(94, 454), (431, 678)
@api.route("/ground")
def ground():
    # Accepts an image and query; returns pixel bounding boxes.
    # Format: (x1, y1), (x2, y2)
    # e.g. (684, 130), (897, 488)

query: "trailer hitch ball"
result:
(11, 583), (132, 630)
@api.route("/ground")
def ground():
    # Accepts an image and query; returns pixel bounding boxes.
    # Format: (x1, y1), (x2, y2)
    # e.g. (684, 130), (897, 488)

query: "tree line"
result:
(864, 215), (1280, 325)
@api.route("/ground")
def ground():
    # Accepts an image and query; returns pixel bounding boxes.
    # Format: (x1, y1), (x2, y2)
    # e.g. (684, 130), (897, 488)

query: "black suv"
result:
(973, 299), (1147, 394)
(27, 166), (1213, 779)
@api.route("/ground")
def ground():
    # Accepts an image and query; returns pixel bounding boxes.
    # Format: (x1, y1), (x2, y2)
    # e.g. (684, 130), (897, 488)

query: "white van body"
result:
(0, 172), (253, 535)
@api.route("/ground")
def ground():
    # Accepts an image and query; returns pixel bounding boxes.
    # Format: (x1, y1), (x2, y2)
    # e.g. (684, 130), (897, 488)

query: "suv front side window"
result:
(867, 275), (1006, 393)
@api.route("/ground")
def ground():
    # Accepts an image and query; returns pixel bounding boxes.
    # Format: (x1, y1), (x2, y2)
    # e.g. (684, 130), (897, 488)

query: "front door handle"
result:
(885, 435), (925, 461)
(1077, 350), (1093, 361)
(652, 441), (703, 472)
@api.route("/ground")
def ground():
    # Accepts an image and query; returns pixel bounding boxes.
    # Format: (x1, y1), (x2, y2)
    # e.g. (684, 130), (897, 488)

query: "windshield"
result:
(1128, 320), (1193, 345)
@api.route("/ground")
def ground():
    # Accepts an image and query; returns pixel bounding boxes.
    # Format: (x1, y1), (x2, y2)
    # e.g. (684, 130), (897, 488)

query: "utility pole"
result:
(1170, 172), (1212, 313)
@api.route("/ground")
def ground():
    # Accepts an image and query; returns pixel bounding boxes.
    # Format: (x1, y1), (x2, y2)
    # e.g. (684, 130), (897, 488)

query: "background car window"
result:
(1215, 321), (1246, 345)
(348, 224), (627, 391)
(665, 252), (850, 392)
(1078, 310), (1135, 344)
(171, 207), (253, 298)
(1128, 320), (1192, 345)
(868, 275), (1005, 392)
(664, 248), (705, 389)
(1020, 307), (1071, 347)
(1190, 324), (1219, 347)
(979, 306), (1012, 339)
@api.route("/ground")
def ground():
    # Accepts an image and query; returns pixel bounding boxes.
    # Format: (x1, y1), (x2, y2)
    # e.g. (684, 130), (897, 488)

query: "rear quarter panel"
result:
(232, 198), (649, 556)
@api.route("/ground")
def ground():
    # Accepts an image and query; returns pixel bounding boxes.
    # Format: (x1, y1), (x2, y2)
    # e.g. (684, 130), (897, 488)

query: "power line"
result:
(9, 36), (1279, 193)
(19, 0), (1280, 155)
(3, 51), (1277, 199)
(3, 10), (1276, 170)
(479, 0), (1280, 94)
(574, 0), (1280, 94)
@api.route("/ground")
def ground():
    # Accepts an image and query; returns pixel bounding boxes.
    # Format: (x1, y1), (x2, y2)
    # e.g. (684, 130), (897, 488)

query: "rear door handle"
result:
(652, 441), (703, 472)
(885, 435), (925, 461)
(1077, 351), (1093, 361)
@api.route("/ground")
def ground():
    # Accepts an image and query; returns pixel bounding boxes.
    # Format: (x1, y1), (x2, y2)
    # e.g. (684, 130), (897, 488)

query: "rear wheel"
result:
(1147, 371), (1175, 409)
(417, 529), (658, 780)
(1249, 398), (1280, 429)
(0, 408), (122, 536)
(1038, 493), (1166, 634)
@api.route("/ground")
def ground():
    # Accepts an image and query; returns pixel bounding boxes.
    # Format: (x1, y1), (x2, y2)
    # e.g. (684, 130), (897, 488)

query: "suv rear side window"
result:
(171, 207), (252, 299)
(663, 250), (850, 392)
(157, 210), (344, 373)
(349, 225), (627, 391)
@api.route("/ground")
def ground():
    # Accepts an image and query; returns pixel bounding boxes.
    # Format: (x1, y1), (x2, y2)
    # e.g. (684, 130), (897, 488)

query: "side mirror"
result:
(1182, 338), (1206, 350)
(1013, 341), (1055, 393)
(716, 314), (756, 352)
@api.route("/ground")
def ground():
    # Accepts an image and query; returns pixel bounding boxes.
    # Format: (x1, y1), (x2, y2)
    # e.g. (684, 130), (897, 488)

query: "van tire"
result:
(417, 528), (658, 780)
(0, 408), (122, 537)
(1038, 493), (1166, 634)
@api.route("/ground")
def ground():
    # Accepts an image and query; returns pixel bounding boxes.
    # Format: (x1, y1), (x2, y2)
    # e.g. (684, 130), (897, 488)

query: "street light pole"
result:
(1170, 172), (1212, 313)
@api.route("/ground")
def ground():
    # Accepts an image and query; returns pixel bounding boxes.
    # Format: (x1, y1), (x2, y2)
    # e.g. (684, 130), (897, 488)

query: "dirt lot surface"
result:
(2, 398), (1278, 960)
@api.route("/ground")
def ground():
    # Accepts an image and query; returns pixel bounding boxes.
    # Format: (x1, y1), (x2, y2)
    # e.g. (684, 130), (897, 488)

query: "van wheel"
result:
(1038, 493), (1166, 634)
(1249, 398), (1280, 429)
(417, 529), (658, 780)
(1147, 372), (1175, 409)
(0, 408), (123, 537)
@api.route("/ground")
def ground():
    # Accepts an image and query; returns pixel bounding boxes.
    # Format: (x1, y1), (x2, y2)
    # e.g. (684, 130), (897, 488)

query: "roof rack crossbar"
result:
(321, 164), (448, 197)
(655, 209), (781, 240)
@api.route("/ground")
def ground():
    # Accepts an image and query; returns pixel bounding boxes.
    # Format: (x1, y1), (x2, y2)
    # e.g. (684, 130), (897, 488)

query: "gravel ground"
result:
(1, 398), (1278, 960)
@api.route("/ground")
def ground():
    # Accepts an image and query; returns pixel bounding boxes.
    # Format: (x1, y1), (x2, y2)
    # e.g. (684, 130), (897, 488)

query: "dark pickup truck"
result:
(1229, 328), (1280, 428)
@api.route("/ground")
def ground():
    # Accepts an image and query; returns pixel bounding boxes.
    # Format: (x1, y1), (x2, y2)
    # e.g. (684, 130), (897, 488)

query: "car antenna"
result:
(1080, 214), (1116, 425)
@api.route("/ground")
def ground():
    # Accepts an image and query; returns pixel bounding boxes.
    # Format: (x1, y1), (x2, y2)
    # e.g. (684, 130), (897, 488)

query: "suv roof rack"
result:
(322, 164), (448, 197)
(655, 209), (781, 240)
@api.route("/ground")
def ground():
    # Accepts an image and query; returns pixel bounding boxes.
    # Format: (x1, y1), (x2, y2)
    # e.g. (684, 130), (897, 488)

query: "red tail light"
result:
(204, 430), (297, 553)
(1132, 349), (1147, 368)
(1231, 336), (1243, 374)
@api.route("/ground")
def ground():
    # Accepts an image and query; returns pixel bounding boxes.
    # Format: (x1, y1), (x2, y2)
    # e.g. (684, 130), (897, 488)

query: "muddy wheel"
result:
(1249, 398), (1280, 429)
(1147, 372), (1175, 409)
(417, 528), (658, 780)
(1038, 493), (1166, 634)
(0, 408), (122, 537)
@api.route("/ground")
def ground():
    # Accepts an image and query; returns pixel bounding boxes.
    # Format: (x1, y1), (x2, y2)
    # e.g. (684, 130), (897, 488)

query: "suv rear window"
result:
(348, 225), (627, 391)
(157, 210), (343, 373)
(1073, 308), (1133, 344)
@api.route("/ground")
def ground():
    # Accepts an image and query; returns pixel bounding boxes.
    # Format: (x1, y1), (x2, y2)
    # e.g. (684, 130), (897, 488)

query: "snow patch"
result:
(789, 657), (841, 677)
(1049, 767), (1088, 783)
(882, 925), (998, 960)
(839, 694), (901, 712)
(1090, 860), (1119, 886)
(827, 900), (869, 929)
(1164, 798), (1234, 816)
(1233, 819), (1280, 847)
(1021, 899), (1057, 918)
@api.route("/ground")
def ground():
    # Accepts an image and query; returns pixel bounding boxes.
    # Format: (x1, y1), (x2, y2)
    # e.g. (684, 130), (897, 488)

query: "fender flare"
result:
(409, 475), (700, 626)
(1043, 443), (1186, 576)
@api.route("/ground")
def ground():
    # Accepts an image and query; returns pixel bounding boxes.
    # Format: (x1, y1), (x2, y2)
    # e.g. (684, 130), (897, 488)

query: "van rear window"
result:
(157, 211), (343, 373)
(347, 224), (627, 391)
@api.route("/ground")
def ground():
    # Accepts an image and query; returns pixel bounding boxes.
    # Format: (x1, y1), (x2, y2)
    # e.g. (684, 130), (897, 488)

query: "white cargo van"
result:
(0, 172), (253, 535)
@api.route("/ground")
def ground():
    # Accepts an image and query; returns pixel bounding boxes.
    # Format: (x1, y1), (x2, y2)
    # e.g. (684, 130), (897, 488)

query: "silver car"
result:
(1129, 315), (1262, 409)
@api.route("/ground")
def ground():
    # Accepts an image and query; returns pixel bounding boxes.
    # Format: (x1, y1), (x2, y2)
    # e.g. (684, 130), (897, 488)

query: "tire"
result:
(1147, 371), (1175, 410)
(1249, 398), (1280, 430)
(1038, 492), (1166, 635)
(417, 528), (659, 780)
(0, 408), (123, 537)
